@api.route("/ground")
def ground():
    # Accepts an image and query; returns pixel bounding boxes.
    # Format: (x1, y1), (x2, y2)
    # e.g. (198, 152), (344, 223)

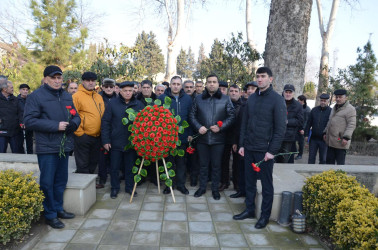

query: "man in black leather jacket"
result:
(189, 74), (235, 200)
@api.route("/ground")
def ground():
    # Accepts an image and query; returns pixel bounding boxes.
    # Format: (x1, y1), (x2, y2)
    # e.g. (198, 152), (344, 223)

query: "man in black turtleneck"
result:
(276, 84), (303, 163)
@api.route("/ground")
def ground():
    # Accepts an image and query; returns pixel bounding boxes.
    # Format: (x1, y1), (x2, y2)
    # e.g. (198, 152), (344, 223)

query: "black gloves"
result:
(65, 121), (78, 135)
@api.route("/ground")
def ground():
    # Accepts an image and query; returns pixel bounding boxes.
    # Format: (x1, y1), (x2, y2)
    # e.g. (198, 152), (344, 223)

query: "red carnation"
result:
(151, 116), (156, 121)
(140, 127), (145, 132)
(152, 126), (157, 131)
(159, 118), (164, 122)
(141, 141), (145, 146)
(66, 105), (72, 109)
(173, 118), (177, 123)
(154, 137), (159, 142)
(147, 121), (153, 126)
(217, 121), (223, 128)
(144, 132), (149, 137)
(69, 109), (77, 116)
(150, 133), (155, 138)
(138, 134), (143, 139)
(143, 112), (148, 116)
(148, 113), (152, 117)
(167, 125), (172, 130)
(154, 112), (158, 116)
(144, 117), (149, 122)
(252, 163), (261, 172)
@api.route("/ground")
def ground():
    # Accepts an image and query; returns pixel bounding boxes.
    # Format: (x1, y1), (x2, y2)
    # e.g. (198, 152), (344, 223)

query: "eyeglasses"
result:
(103, 86), (114, 89)
(185, 86), (194, 88)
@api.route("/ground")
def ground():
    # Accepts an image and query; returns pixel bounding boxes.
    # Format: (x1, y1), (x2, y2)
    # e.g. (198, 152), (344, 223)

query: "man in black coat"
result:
(0, 78), (23, 153)
(276, 84), (303, 163)
(136, 79), (157, 106)
(304, 93), (331, 164)
(234, 67), (286, 229)
(189, 74), (235, 200)
(17, 83), (34, 154)
(101, 81), (144, 199)
(24, 65), (81, 229)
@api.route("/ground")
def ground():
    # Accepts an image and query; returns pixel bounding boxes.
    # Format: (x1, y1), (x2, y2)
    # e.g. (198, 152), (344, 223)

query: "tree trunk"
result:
(246, 0), (258, 77)
(264, 0), (312, 96)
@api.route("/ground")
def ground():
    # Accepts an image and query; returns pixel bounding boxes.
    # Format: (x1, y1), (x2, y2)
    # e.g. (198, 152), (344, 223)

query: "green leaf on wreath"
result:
(126, 108), (134, 114)
(182, 120), (189, 128)
(122, 117), (129, 125)
(176, 140), (181, 146)
(160, 173), (167, 181)
(128, 113), (136, 121)
(132, 166), (138, 174)
(175, 115), (181, 123)
(178, 149), (185, 157)
(166, 162), (172, 168)
(145, 98), (152, 104)
(144, 160), (151, 166)
(170, 149), (177, 156)
(135, 158), (141, 165)
(154, 99), (162, 106)
(171, 109), (175, 115)
(159, 166), (165, 172)
(128, 136), (133, 141)
(124, 143), (133, 151)
(179, 126), (184, 134)
(134, 174), (141, 183)
(128, 124), (133, 131)
(168, 169), (175, 177)
(164, 96), (172, 105)
(140, 169), (147, 177)
(165, 179), (173, 187)
(163, 104), (170, 109)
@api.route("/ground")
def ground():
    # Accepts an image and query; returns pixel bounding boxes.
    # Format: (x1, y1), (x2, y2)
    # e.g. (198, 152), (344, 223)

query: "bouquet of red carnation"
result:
(187, 120), (223, 154)
(59, 106), (76, 158)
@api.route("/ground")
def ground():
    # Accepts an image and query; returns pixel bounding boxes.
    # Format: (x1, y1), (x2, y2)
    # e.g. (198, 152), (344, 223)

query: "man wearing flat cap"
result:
(323, 89), (356, 165)
(24, 65), (81, 228)
(73, 72), (105, 174)
(304, 93), (331, 164)
(17, 83), (34, 154)
(219, 81), (228, 95)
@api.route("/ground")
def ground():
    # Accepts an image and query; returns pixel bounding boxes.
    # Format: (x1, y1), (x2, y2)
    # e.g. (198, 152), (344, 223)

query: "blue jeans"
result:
(0, 135), (23, 153)
(37, 153), (69, 219)
(110, 150), (136, 192)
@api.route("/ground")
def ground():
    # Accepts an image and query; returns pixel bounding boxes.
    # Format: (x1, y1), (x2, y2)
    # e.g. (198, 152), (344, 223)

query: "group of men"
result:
(1, 64), (356, 230)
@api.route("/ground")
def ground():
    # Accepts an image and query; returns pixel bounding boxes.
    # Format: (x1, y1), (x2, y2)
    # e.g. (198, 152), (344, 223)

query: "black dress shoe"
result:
(177, 186), (189, 195)
(233, 210), (255, 220)
(212, 191), (221, 200)
(57, 210), (75, 219)
(110, 189), (118, 199)
(218, 183), (228, 192)
(163, 187), (171, 194)
(295, 155), (302, 160)
(126, 190), (137, 197)
(190, 179), (197, 187)
(194, 188), (206, 197)
(230, 191), (246, 198)
(255, 217), (269, 229)
(45, 218), (65, 229)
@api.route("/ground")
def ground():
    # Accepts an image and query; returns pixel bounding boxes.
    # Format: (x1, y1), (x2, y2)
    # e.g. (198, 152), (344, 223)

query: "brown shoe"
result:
(96, 183), (104, 189)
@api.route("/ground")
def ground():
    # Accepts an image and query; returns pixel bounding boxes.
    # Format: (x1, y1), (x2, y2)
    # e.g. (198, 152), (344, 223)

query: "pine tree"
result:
(177, 47), (196, 78)
(133, 31), (165, 80)
(27, 0), (88, 66)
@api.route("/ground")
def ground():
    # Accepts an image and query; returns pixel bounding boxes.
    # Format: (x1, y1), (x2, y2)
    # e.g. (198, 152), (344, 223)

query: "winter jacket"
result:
(101, 95), (144, 151)
(73, 84), (105, 137)
(239, 85), (287, 154)
(0, 92), (22, 137)
(136, 92), (157, 107)
(99, 91), (117, 107)
(283, 98), (304, 142)
(158, 88), (193, 143)
(23, 84), (81, 154)
(324, 101), (356, 149)
(226, 98), (243, 145)
(189, 88), (235, 145)
(304, 105), (331, 139)
(302, 104), (311, 130)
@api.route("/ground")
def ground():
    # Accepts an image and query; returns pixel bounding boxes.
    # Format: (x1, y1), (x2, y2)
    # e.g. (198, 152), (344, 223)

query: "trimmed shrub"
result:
(0, 169), (44, 245)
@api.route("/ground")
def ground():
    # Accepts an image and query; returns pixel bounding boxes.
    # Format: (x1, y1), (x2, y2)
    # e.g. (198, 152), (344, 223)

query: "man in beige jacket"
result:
(323, 89), (356, 165)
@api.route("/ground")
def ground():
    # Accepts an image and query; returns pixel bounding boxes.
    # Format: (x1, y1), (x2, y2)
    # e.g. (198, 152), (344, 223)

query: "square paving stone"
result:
(211, 212), (234, 222)
(88, 209), (115, 219)
(164, 211), (187, 221)
(160, 248), (189, 250)
(64, 243), (97, 250)
(33, 242), (66, 250)
(228, 197), (246, 204)
(108, 220), (136, 232)
(214, 221), (241, 233)
(267, 223), (290, 233)
(118, 201), (142, 210)
(100, 231), (132, 245)
(187, 203), (208, 212)
(189, 221), (214, 233)
(208, 203), (231, 212)
(91, 200), (120, 209)
(141, 202), (164, 211)
(128, 246), (159, 250)
(97, 245), (128, 250)
(63, 217), (86, 229)
(165, 203), (186, 211)
(135, 221), (162, 231)
(186, 195), (207, 203)
(207, 196), (227, 203)
(269, 233), (305, 248)
(81, 219), (110, 230)
(229, 203), (247, 213)
(138, 211), (163, 221)
(162, 221), (188, 233)
(244, 233), (271, 247)
(188, 212), (212, 221)
(218, 233), (249, 248)
(114, 210), (140, 220)
(166, 195), (185, 203)
(130, 232), (160, 246)
(160, 232), (190, 247)
(71, 230), (105, 244)
(300, 235), (322, 246)
(41, 229), (76, 243)
(144, 194), (164, 202)
(239, 222), (266, 233)
(190, 233), (219, 247)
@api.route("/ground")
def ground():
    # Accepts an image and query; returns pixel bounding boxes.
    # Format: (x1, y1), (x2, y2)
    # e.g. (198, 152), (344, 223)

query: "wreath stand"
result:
(130, 157), (175, 203)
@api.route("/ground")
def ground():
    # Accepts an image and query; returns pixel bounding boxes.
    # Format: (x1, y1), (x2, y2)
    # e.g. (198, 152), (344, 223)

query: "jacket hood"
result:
(77, 84), (96, 96)
(202, 88), (222, 99)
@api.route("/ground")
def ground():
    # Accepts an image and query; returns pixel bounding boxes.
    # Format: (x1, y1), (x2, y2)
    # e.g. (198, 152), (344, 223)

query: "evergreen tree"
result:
(27, 0), (88, 66)
(177, 47), (196, 78)
(303, 81), (316, 99)
(133, 31), (165, 80)
(194, 43), (207, 80)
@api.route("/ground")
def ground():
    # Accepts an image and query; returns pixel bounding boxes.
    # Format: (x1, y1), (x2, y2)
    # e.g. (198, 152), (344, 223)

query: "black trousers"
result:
(238, 157), (246, 193)
(110, 149), (136, 192)
(220, 144), (232, 186)
(276, 141), (294, 163)
(308, 137), (327, 164)
(197, 143), (224, 191)
(244, 150), (274, 219)
(326, 146), (346, 165)
(167, 144), (187, 188)
(74, 134), (101, 174)
(98, 147), (111, 183)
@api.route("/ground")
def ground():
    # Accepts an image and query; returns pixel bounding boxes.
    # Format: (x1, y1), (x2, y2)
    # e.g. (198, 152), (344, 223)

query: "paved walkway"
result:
(32, 181), (326, 250)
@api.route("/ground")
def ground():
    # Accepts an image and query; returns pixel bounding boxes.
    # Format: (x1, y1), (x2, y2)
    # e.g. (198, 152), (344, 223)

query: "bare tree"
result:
(245, 0), (258, 76)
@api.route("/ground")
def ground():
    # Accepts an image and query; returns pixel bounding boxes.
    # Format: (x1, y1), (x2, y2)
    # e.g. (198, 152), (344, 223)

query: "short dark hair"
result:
(183, 80), (194, 86)
(298, 95), (306, 102)
(206, 74), (219, 81)
(229, 84), (240, 90)
(141, 79), (152, 87)
(170, 76), (182, 83)
(256, 67), (273, 77)
(162, 81), (169, 88)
